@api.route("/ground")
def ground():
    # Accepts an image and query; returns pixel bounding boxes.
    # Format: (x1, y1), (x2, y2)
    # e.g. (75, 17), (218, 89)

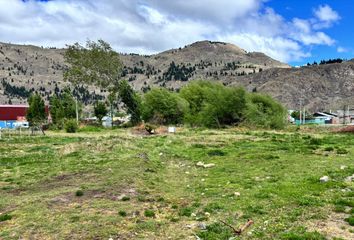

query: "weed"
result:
(178, 207), (193, 217)
(203, 203), (224, 213)
(345, 216), (354, 226)
(281, 231), (326, 240)
(121, 196), (130, 201)
(118, 211), (127, 217)
(207, 149), (225, 156)
(324, 146), (334, 151)
(0, 214), (12, 222)
(197, 222), (233, 240)
(75, 190), (84, 197)
(144, 209), (155, 218)
(336, 148), (349, 154)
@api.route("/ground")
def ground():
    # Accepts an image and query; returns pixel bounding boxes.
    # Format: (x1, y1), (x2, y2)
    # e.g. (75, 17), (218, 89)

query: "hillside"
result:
(228, 61), (354, 111)
(1, 40), (353, 111)
(0, 41), (289, 105)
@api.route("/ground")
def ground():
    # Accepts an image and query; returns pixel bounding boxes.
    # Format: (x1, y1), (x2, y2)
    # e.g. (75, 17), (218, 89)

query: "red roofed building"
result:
(0, 105), (29, 121)
(0, 105), (50, 121)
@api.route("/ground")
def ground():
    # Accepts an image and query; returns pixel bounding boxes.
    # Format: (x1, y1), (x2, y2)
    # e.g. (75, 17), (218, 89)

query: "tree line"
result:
(26, 40), (287, 132)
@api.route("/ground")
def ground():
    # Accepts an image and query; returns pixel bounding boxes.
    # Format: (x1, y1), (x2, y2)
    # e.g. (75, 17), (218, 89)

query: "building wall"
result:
(0, 105), (28, 121)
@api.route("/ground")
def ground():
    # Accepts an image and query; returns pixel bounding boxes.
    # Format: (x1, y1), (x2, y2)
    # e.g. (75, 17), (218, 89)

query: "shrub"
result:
(144, 209), (155, 218)
(244, 93), (287, 129)
(65, 119), (78, 133)
(142, 88), (188, 124)
(180, 81), (246, 127)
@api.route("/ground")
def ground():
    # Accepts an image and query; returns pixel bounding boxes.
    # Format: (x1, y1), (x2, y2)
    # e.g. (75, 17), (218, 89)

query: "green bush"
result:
(180, 81), (246, 127)
(65, 119), (78, 133)
(244, 93), (287, 129)
(142, 88), (188, 124)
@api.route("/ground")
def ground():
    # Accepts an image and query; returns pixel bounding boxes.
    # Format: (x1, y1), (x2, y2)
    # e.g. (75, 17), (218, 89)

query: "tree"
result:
(50, 88), (78, 129)
(64, 40), (122, 89)
(64, 40), (141, 125)
(94, 101), (108, 123)
(27, 93), (46, 132)
(118, 80), (142, 125)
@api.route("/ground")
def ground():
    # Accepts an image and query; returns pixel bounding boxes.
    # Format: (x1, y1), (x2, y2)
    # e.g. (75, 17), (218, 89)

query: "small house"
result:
(313, 112), (339, 124)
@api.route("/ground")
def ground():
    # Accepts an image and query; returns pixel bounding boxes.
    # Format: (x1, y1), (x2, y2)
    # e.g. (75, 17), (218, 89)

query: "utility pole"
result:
(303, 107), (306, 124)
(75, 98), (79, 124)
(299, 99), (302, 125)
(343, 105), (346, 125)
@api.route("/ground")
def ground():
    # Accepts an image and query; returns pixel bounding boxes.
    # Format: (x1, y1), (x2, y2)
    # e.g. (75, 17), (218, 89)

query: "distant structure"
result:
(0, 105), (28, 128)
(0, 105), (49, 129)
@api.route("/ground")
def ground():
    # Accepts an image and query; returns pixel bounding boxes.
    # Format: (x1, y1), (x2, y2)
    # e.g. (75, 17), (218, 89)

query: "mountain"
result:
(0, 40), (352, 111)
(227, 61), (354, 111)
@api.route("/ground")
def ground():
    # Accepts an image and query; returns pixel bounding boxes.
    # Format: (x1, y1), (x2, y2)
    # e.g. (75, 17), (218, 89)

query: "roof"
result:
(0, 105), (29, 108)
(314, 112), (338, 118)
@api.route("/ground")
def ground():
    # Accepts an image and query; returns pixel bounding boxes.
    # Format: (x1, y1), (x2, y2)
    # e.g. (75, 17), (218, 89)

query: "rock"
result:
(198, 223), (207, 230)
(191, 213), (197, 217)
(203, 163), (215, 168)
(320, 176), (330, 182)
(345, 174), (354, 182)
(204, 212), (210, 217)
(196, 161), (205, 167)
(234, 192), (241, 197)
(340, 165), (347, 170)
(196, 161), (215, 168)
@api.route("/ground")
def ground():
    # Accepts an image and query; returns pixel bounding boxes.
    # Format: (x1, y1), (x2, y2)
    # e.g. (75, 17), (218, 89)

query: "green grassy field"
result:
(0, 128), (353, 239)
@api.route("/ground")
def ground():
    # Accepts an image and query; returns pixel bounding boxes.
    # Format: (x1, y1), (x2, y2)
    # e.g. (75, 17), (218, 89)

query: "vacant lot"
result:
(0, 128), (353, 239)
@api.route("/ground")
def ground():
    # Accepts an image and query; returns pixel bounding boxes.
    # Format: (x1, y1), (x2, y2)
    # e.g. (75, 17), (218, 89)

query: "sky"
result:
(0, 0), (353, 66)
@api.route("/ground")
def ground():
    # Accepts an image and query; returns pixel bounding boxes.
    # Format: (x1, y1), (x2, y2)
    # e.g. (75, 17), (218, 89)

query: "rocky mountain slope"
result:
(0, 40), (352, 111)
(227, 61), (354, 111)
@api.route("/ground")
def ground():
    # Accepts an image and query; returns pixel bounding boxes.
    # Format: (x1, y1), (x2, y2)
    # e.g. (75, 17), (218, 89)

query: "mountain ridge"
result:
(0, 40), (352, 111)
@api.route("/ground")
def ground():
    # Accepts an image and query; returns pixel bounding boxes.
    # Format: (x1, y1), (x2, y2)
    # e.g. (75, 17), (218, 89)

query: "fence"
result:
(0, 127), (44, 139)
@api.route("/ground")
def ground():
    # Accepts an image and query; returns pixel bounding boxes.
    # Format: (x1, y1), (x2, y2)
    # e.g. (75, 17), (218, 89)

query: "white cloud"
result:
(314, 4), (340, 22)
(337, 47), (348, 53)
(0, 0), (341, 63)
